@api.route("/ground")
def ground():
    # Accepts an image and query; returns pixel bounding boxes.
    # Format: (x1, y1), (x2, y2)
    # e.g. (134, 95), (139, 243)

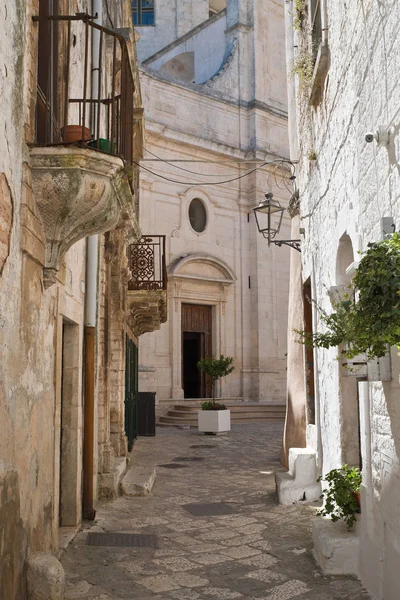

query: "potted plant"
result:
(62, 125), (91, 142)
(317, 465), (362, 530)
(197, 355), (234, 434)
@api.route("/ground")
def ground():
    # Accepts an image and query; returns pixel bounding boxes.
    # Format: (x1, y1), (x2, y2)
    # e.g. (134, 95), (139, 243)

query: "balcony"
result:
(31, 13), (143, 286)
(126, 236), (168, 336)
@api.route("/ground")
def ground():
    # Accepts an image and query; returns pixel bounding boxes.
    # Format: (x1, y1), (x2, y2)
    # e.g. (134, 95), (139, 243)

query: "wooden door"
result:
(181, 304), (212, 398)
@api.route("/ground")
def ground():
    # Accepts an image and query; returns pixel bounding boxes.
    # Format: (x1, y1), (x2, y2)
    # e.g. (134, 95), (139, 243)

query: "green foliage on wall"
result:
(296, 234), (400, 362)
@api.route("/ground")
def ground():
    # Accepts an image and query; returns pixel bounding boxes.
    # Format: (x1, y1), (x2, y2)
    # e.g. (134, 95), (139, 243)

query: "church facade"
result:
(135, 0), (292, 410)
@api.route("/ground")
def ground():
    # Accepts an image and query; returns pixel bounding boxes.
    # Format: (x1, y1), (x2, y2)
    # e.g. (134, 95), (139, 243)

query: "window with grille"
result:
(132, 0), (155, 26)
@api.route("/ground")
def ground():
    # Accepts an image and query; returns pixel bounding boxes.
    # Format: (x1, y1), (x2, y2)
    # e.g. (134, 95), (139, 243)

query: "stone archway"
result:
(168, 253), (236, 399)
(335, 233), (361, 466)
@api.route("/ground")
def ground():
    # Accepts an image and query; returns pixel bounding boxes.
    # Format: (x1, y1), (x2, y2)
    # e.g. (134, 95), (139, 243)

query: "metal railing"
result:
(128, 236), (167, 291)
(33, 13), (135, 167)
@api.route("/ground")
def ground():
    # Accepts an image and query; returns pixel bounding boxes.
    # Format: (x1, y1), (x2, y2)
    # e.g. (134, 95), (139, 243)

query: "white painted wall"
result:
(287, 0), (400, 597)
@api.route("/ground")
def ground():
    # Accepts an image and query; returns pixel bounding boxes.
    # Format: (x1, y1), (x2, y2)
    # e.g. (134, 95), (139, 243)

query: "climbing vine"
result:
(296, 234), (400, 361)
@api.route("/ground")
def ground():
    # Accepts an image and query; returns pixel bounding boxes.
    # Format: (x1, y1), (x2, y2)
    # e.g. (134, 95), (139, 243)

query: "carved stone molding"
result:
(30, 147), (138, 288)
(126, 290), (168, 337)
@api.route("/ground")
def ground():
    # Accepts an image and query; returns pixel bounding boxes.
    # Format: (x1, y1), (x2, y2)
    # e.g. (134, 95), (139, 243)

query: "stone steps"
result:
(157, 401), (286, 427)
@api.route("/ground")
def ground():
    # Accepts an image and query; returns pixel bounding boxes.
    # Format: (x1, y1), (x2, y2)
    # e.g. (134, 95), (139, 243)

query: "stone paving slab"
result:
(61, 424), (370, 600)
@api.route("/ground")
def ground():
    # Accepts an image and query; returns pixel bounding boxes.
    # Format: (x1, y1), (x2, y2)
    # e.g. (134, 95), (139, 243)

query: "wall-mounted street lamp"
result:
(253, 192), (301, 252)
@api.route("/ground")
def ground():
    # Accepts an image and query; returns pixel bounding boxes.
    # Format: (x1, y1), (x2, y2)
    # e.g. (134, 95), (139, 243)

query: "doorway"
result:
(303, 278), (315, 425)
(125, 335), (138, 451)
(181, 304), (212, 399)
(183, 332), (203, 398)
(59, 319), (80, 527)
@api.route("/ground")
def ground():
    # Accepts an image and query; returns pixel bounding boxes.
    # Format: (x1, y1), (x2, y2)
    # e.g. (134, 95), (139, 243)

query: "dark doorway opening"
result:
(181, 304), (212, 399)
(303, 278), (315, 425)
(183, 332), (202, 398)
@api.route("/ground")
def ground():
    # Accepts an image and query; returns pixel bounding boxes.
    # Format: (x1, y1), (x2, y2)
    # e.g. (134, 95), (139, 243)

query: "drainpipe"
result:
(82, 0), (102, 521)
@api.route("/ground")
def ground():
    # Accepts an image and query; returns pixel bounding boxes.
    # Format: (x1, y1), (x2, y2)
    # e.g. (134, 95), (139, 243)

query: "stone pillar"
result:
(171, 285), (184, 399)
(280, 215), (307, 468)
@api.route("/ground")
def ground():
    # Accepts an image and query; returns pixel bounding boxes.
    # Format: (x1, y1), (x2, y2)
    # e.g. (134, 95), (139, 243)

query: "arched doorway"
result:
(168, 253), (236, 400)
(335, 233), (361, 467)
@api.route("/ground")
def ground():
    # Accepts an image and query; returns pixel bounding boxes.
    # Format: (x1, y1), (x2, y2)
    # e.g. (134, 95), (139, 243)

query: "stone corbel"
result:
(126, 290), (168, 337)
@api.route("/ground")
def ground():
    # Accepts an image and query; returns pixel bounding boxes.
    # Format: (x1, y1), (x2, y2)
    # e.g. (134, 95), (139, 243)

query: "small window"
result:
(189, 199), (207, 233)
(132, 0), (154, 26)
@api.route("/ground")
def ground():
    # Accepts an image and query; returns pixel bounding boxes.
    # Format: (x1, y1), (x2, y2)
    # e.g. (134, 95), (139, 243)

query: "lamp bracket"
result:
(270, 239), (301, 252)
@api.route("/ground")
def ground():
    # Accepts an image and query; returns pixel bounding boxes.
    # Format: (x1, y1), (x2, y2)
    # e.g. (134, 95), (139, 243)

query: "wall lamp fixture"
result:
(253, 192), (301, 252)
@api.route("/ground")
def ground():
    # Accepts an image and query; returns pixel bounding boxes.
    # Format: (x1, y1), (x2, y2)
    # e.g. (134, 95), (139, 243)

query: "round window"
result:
(188, 198), (207, 233)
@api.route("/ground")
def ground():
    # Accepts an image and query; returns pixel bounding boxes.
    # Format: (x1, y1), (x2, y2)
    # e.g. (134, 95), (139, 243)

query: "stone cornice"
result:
(140, 68), (288, 120)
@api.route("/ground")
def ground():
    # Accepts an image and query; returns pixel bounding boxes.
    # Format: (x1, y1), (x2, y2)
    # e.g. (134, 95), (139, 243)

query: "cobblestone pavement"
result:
(62, 424), (370, 600)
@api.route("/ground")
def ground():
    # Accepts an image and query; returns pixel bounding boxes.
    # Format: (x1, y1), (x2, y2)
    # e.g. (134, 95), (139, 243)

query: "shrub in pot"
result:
(197, 355), (234, 433)
(317, 465), (362, 530)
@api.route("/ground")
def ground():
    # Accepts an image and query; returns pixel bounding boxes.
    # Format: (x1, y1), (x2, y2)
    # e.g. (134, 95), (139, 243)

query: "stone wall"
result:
(0, 0), (143, 594)
(288, 0), (400, 597)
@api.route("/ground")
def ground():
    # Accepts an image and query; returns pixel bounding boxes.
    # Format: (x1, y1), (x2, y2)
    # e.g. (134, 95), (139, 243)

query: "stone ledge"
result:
(98, 457), (129, 500)
(120, 465), (157, 497)
(312, 517), (360, 576)
(275, 448), (322, 505)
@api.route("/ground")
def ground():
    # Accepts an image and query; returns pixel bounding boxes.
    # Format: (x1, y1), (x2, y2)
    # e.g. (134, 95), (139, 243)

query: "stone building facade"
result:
(136, 0), (292, 410)
(284, 0), (400, 597)
(0, 1), (166, 596)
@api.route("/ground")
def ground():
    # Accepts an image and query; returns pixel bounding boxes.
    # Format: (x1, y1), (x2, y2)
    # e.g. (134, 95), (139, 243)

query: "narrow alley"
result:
(62, 424), (370, 600)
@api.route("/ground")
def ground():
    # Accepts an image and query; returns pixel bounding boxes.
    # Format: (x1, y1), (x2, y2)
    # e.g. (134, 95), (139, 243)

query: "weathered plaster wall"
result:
(290, 0), (400, 597)
(0, 0), (142, 595)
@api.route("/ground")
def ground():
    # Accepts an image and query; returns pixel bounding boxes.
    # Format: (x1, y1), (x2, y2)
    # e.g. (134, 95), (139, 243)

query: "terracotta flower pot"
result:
(62, 125), (91, 142)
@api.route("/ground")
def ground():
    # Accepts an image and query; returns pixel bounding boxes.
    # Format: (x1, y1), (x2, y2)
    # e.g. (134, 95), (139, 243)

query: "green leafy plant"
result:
(296, 234), (400, 362)
(290, 51), (314, 86)
(197, 355), (234, 408)
(317, 465), (362, 530)
(293, 0), (307, 31)
(308, 149), (317, 161)
(200, 401), (227, 411)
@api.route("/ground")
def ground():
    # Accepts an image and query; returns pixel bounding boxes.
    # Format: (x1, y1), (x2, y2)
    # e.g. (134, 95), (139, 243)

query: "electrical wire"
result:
(133, 158), (296, 187)
(141, 144), (247, 177)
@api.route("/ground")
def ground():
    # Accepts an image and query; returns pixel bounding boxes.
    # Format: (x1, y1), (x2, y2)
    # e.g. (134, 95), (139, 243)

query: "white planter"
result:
(198, 409), (231, 434)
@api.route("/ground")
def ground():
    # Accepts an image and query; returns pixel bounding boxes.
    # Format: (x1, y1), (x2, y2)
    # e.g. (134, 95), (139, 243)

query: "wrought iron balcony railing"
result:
(128, 236), (167, 291)
(33, 13), (136, 168)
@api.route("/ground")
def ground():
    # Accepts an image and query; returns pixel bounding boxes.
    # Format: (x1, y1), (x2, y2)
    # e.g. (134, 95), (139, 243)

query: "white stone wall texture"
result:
(288, 0), (400, 597)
